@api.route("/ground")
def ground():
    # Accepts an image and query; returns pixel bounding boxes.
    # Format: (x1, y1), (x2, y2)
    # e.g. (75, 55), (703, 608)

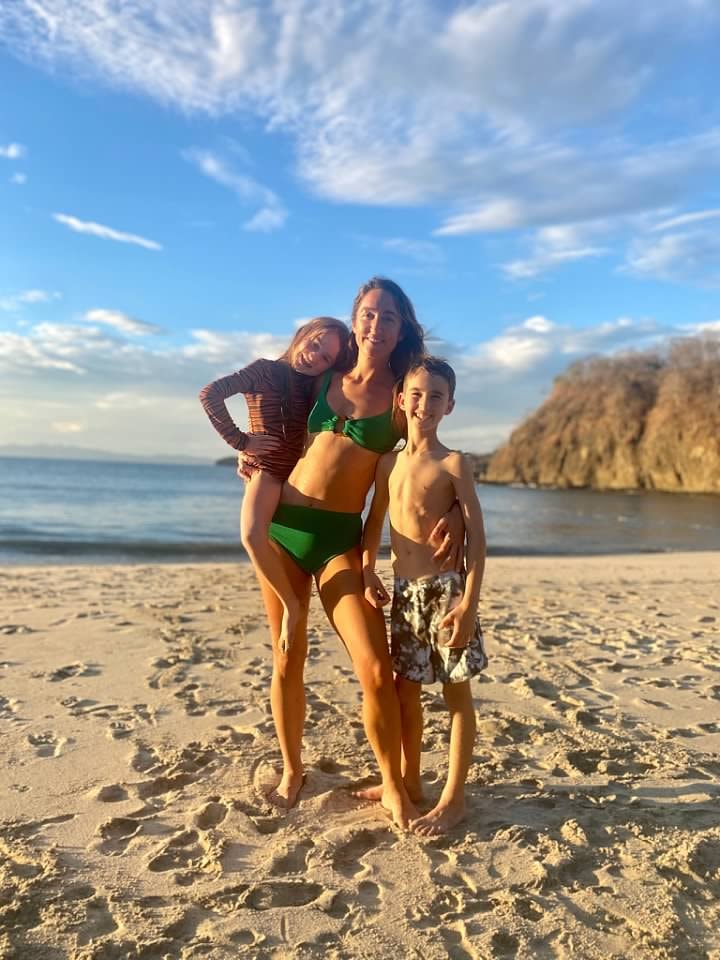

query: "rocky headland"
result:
(486, 335), (720, 494)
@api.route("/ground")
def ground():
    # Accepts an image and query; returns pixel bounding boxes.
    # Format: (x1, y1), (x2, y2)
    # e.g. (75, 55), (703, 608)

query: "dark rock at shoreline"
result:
(486, 336), (720, 494)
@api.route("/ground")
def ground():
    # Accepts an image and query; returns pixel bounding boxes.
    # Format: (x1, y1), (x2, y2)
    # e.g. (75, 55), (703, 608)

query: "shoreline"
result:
(3, 544), (720, 568)
(2, 554), (718, 958)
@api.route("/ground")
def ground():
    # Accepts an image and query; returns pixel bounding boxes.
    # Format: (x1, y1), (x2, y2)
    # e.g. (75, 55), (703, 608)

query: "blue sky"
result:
(1, 1), (719, 459)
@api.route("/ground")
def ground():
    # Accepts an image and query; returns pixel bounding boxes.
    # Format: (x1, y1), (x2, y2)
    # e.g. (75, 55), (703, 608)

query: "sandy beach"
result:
(1, 553), (719, 960)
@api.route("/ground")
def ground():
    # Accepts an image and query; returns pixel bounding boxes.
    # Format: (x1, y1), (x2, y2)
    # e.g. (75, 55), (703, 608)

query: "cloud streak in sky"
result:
(3, 1), (717, 241)
(184, 149), (287, 231)
(53, 213), (162, 250)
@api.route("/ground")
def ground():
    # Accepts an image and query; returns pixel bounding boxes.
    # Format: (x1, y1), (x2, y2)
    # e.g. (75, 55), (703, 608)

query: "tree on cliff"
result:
(485, 335), (720, 493)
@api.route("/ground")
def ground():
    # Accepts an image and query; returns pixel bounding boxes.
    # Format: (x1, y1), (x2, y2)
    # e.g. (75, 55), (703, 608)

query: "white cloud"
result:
(95, 391), (153, 410)
(653, 208), (720, 231)
(382, 238), (444, 265)
(84, 308), (163, 336)
(52, 420), (84, 433)
(0, 289), (62, 311)
(0, 309), (709, 456)
(10, 171), (27, 184)
(184, 149), (287, 231)
(1, 1), (716, 236)
(53, 213), (162, 251)
(0, 142), (25, 159)
(626, 226), (720, 285)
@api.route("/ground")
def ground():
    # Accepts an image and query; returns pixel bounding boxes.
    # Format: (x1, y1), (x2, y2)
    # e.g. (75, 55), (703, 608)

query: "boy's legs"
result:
(411, 680), (476, 836)
(240, 471), (300, 652)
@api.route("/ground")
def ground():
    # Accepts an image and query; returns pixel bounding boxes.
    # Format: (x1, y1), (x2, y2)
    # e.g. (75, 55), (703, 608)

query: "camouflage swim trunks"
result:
(390, 571), (488, 685)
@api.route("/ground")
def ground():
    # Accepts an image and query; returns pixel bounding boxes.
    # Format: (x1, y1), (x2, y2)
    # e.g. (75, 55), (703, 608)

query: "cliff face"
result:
(486, 337), (720, 493)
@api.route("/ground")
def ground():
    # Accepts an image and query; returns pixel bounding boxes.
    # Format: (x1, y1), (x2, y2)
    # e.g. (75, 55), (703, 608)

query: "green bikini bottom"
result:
(269, 503), (363, 574)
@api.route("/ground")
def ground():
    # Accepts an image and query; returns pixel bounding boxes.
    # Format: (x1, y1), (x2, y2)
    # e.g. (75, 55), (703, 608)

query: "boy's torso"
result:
(388, 446), (457, 581)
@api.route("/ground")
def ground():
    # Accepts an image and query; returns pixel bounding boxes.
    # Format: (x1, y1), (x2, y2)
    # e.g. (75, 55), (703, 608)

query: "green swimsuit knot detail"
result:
(307, 371), (401, 454)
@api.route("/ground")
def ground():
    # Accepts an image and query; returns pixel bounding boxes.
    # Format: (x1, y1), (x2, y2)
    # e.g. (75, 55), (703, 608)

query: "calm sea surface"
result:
(1, 456), (719, 564)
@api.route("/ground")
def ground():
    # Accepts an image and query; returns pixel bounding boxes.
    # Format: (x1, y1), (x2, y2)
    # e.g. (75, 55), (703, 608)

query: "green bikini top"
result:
(307, 371), (401, 454)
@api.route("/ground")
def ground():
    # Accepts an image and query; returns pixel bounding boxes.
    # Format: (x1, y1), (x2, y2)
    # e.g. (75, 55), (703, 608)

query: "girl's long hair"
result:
(277, 316), (350, 369)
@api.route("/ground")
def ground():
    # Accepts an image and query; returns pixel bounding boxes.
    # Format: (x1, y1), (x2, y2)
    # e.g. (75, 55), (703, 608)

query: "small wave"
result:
(0, 537), (246, 563)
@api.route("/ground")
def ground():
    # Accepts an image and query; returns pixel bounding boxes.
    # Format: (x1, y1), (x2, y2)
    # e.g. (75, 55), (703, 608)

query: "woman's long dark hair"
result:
(348, 277), (426, 379)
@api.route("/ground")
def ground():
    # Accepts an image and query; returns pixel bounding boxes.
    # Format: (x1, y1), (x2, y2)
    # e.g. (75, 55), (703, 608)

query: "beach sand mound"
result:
(1, 555), (719, 959)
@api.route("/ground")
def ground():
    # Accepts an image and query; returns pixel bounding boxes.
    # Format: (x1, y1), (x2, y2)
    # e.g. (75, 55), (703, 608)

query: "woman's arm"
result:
(429, 500), (465, 572)
(361, 454), (393, 607)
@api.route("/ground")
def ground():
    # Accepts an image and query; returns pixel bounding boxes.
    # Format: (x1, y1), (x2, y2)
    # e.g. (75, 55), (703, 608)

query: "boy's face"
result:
(398, 369), (454, 432)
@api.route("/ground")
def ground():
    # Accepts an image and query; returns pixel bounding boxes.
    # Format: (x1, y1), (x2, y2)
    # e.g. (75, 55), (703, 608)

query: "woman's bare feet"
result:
(379, 787), (420, 830)
(266, 770), (305, 809)
(354, 779), (424, 806)
(411, 796), (466, 836)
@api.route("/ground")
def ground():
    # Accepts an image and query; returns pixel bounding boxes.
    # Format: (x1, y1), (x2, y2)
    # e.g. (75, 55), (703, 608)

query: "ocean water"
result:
(1, 456), (719, 564)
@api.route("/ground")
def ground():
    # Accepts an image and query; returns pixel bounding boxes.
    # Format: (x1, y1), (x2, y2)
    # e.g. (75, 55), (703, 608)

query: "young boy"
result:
(362, 356), (487, 835)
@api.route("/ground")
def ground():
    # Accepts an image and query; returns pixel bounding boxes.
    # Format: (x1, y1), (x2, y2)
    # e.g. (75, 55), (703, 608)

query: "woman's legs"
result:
(254, 544), (312, 808)
(241, 471), (301, 653)
(317, 548), (419, 829)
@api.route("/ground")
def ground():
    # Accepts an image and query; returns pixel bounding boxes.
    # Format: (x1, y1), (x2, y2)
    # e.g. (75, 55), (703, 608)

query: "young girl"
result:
(199, 316), (349, 652)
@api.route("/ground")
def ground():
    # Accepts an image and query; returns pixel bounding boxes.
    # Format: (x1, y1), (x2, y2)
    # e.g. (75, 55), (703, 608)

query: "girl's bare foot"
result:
(354, 780), (424, 805)
(411, 796), (466, 836)
(266, 770), (305, 809)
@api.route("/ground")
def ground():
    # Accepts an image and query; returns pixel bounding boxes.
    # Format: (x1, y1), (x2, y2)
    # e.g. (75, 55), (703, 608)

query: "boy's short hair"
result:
(404, 355), (456, 401)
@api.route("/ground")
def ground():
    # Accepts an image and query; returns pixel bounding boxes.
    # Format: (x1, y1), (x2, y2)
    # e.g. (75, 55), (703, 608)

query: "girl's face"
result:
(291, 329), (342, 376)
(352, 289), (404, 362)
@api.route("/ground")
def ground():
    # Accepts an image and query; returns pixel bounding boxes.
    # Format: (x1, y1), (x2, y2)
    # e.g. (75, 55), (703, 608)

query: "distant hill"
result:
(486, 336), (720, 494)
(0, 444), (209, 466)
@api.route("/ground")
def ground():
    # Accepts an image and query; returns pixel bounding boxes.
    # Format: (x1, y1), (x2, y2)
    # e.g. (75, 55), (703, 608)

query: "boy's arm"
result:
(361, 453), (393, 608)
(440, 453), (487, 647)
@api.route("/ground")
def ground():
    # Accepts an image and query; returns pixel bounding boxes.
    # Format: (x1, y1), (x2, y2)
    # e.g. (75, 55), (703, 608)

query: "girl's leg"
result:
(412, 680), (476, 836)
(254, 545), (312, 808)
(317, 548), (419, 830)
(241, 471), (301, 653)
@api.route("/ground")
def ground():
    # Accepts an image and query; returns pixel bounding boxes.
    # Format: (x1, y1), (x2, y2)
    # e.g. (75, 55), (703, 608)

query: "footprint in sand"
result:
(331, 827), (393, 879)
(269, 840), (314, 876)
(96, 816), (143, 855)
(47, 662), (100, 682)
(193, 799), (229, 831)
(27, 731), (68, 758)
(95, 784), (129, 803)
(0, 695), (21, 721)
(148, 829), (204, 873)
(245, 880), (325, 910)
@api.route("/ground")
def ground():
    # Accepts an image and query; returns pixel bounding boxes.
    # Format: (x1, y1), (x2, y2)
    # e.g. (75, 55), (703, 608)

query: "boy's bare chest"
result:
(389, 461), (454, 528)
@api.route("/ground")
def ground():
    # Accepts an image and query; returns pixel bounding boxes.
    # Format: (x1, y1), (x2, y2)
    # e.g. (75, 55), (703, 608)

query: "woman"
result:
(244, 277), (455, 829)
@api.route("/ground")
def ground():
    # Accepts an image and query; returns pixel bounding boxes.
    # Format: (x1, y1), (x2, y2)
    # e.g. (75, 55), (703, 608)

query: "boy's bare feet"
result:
(266, 770), (305, 809)
(411, 796), (466, 836)
(354, 780), (424, 806)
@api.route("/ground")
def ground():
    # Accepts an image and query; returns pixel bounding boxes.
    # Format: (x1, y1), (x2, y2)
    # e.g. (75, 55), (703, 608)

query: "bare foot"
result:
(354, 781), (424, 805)
(266, 771), (305, 809)
(411, 797), (466, 836)
(381, 788), (420, 831)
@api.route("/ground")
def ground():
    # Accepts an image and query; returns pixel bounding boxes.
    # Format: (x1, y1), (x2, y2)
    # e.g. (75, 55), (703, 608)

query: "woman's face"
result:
(291, 329), (342, 377)
(352, 289), (404, 362)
